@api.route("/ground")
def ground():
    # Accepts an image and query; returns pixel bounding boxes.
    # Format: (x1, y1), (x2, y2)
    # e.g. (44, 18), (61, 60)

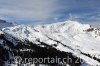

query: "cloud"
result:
(0, 0), (100, 24)
(0, 0), (59, 20)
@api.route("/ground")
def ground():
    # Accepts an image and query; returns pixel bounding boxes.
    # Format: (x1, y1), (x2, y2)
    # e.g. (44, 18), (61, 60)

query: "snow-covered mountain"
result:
(1, 20), (100, 66)
(0, 19), (15, 29)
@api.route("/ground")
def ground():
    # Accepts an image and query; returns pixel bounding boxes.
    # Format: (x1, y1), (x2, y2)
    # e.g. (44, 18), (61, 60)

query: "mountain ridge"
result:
(0, 19), (15, 29)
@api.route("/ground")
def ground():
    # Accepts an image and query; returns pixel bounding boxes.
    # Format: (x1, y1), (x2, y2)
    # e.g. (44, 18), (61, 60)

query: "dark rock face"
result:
(0, 34), (12, 66)
(0, 34), (81, 66)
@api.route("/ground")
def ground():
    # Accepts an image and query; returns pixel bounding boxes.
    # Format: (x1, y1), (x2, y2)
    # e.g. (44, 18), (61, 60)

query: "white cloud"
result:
(0, 0), (60, 20)
(0, 0), (100, 24)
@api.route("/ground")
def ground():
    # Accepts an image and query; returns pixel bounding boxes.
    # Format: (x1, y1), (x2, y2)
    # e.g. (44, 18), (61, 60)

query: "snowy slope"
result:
(0, 30), (71, 66)
(2, 20), (100, 66)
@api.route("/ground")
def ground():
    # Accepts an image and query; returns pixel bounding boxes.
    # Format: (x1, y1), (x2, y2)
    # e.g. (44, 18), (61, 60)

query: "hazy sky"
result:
(0, 0), (100, 25)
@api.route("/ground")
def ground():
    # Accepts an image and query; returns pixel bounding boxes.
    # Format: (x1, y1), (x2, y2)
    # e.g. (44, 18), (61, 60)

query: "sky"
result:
(0, 0), (100, 25)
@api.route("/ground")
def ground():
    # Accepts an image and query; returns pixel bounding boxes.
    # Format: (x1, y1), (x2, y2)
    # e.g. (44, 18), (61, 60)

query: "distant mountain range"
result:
(0, 19), (15, 29)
